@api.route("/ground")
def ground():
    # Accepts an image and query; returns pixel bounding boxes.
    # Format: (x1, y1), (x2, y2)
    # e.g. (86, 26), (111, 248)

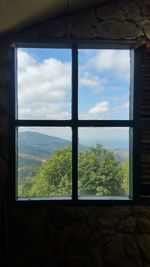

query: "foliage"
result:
(20, 144), (129, 197)
(21, 146), (72, 197)
(120, 160), (129, 195)
(78, 144), (126, 196)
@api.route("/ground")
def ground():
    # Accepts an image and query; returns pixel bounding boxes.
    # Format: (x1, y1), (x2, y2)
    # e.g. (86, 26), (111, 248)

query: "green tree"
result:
(78, 144), (126, 196)
(21, 144), (128, 197)
(120, 160), (129, 195)
(21, 146), (72, 197)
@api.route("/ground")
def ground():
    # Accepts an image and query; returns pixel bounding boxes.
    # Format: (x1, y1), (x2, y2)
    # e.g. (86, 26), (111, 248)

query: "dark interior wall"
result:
(1, 0), (150, 266)
(8, 205), (150, 267)
(10, 0), (150, 41)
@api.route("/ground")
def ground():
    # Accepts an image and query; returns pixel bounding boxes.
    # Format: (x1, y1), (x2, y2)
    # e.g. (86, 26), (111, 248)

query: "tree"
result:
(120, 160), (129, 195)
(21, 144), (128, 197)
(78, 144), (126, 196)
(21, 146), (72, 197)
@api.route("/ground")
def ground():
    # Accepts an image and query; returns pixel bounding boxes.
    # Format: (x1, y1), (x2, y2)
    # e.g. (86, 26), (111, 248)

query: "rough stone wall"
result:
(8, 206), (150, 267)
(0, 42), (13, 267)
(1, 0), (150, 266)
(14, 0), (150, 41)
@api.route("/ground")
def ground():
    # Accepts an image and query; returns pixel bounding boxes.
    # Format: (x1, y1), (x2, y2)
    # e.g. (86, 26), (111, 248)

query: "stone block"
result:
(104, 233), (134, 267)
(0, 64), (11, 84)
(117, 216), (137, 233)
(0, 87), (9, 114)
(142, 0), (150, 16)
(0, 136), (9, 160)
(39, 19), (66, 38)
(132, 206), (150, 218)
(124, 234), (142, 267)
(96, 20), (141, 39)
(137, 234), (150, 262)
(72, 23), (96, 39)
(137, 218), (150, 233)
(136, 18), (150, 28)
(72, 10), (97, 26)
(0, 45), (11, 64)
(0, 158), (8, 178)
(119, 0), (141, 21)
(15, 28), (39, 39)
(101, 206), (131, 219)
(0, 118), (8, 140)
(71, 10), (97, 39)
(0, 158), (8, 193)
(144, 23), (150, 40)
(97, 4), (125, 20)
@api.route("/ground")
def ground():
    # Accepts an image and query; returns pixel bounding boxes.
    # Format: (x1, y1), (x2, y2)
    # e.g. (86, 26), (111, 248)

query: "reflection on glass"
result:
(78, 49), (130, 120)
(17, 48), (71, 120)
(17, 127), (72, 198)
(78, 127), (129, 198)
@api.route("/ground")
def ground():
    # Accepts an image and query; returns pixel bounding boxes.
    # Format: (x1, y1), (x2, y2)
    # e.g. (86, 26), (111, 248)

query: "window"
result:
(14, 44), (134, 202)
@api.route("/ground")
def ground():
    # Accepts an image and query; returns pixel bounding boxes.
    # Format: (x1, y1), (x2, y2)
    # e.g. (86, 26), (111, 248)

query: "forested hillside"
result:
(18, 131), (86, 192)
(18, 131), (129, 198)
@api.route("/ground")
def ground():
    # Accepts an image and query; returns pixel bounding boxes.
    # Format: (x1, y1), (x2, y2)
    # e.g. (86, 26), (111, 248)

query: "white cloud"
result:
(79, 96), (129, 120)
(85, 49), (130, 81)
(88, 101), (109, 115)
(79, 72), (107, 93)
(18, 50), (36, 71)
(17, 49), (71, 119)
(17, 49), (130, 147)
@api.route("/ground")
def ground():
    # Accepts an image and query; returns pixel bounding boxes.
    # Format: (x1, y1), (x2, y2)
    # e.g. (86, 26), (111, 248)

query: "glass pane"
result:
(17, 48), (71, 120)
(78, 49), (130, 120)
(17, 127), (72, 199)
(78, 127), (129, 199)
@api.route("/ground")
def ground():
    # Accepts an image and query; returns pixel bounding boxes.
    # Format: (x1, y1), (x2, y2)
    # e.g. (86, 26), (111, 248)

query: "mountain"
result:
(17, 131), (128, 194)
(18, 130), (87, 172)
(18, 131), (74, 158)
(18, 131), (86, 190)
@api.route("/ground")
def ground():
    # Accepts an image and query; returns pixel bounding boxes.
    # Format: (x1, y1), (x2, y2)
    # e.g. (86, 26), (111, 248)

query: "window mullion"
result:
(72, 45), (78, 201)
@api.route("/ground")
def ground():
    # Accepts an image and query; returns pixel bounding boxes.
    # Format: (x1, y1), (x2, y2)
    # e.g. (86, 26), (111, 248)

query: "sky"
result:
(17, 47), (130, 149)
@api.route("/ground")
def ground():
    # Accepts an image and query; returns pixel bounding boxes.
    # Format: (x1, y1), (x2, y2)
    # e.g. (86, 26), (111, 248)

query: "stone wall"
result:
(1, 0), (150, 266)
(13, 0), (150, 41)
(8, 206), (150, 267)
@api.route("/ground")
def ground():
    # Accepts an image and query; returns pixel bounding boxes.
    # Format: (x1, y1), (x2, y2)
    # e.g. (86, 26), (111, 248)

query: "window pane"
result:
(78, 49), (130, 120)
(17, 127), (72, 199)
(17, 48), (71, 120)
(78, 127), (129, 199)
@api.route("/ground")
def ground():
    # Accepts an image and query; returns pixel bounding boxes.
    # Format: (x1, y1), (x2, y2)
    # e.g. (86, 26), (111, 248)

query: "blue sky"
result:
(17, 47), (130, 149)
